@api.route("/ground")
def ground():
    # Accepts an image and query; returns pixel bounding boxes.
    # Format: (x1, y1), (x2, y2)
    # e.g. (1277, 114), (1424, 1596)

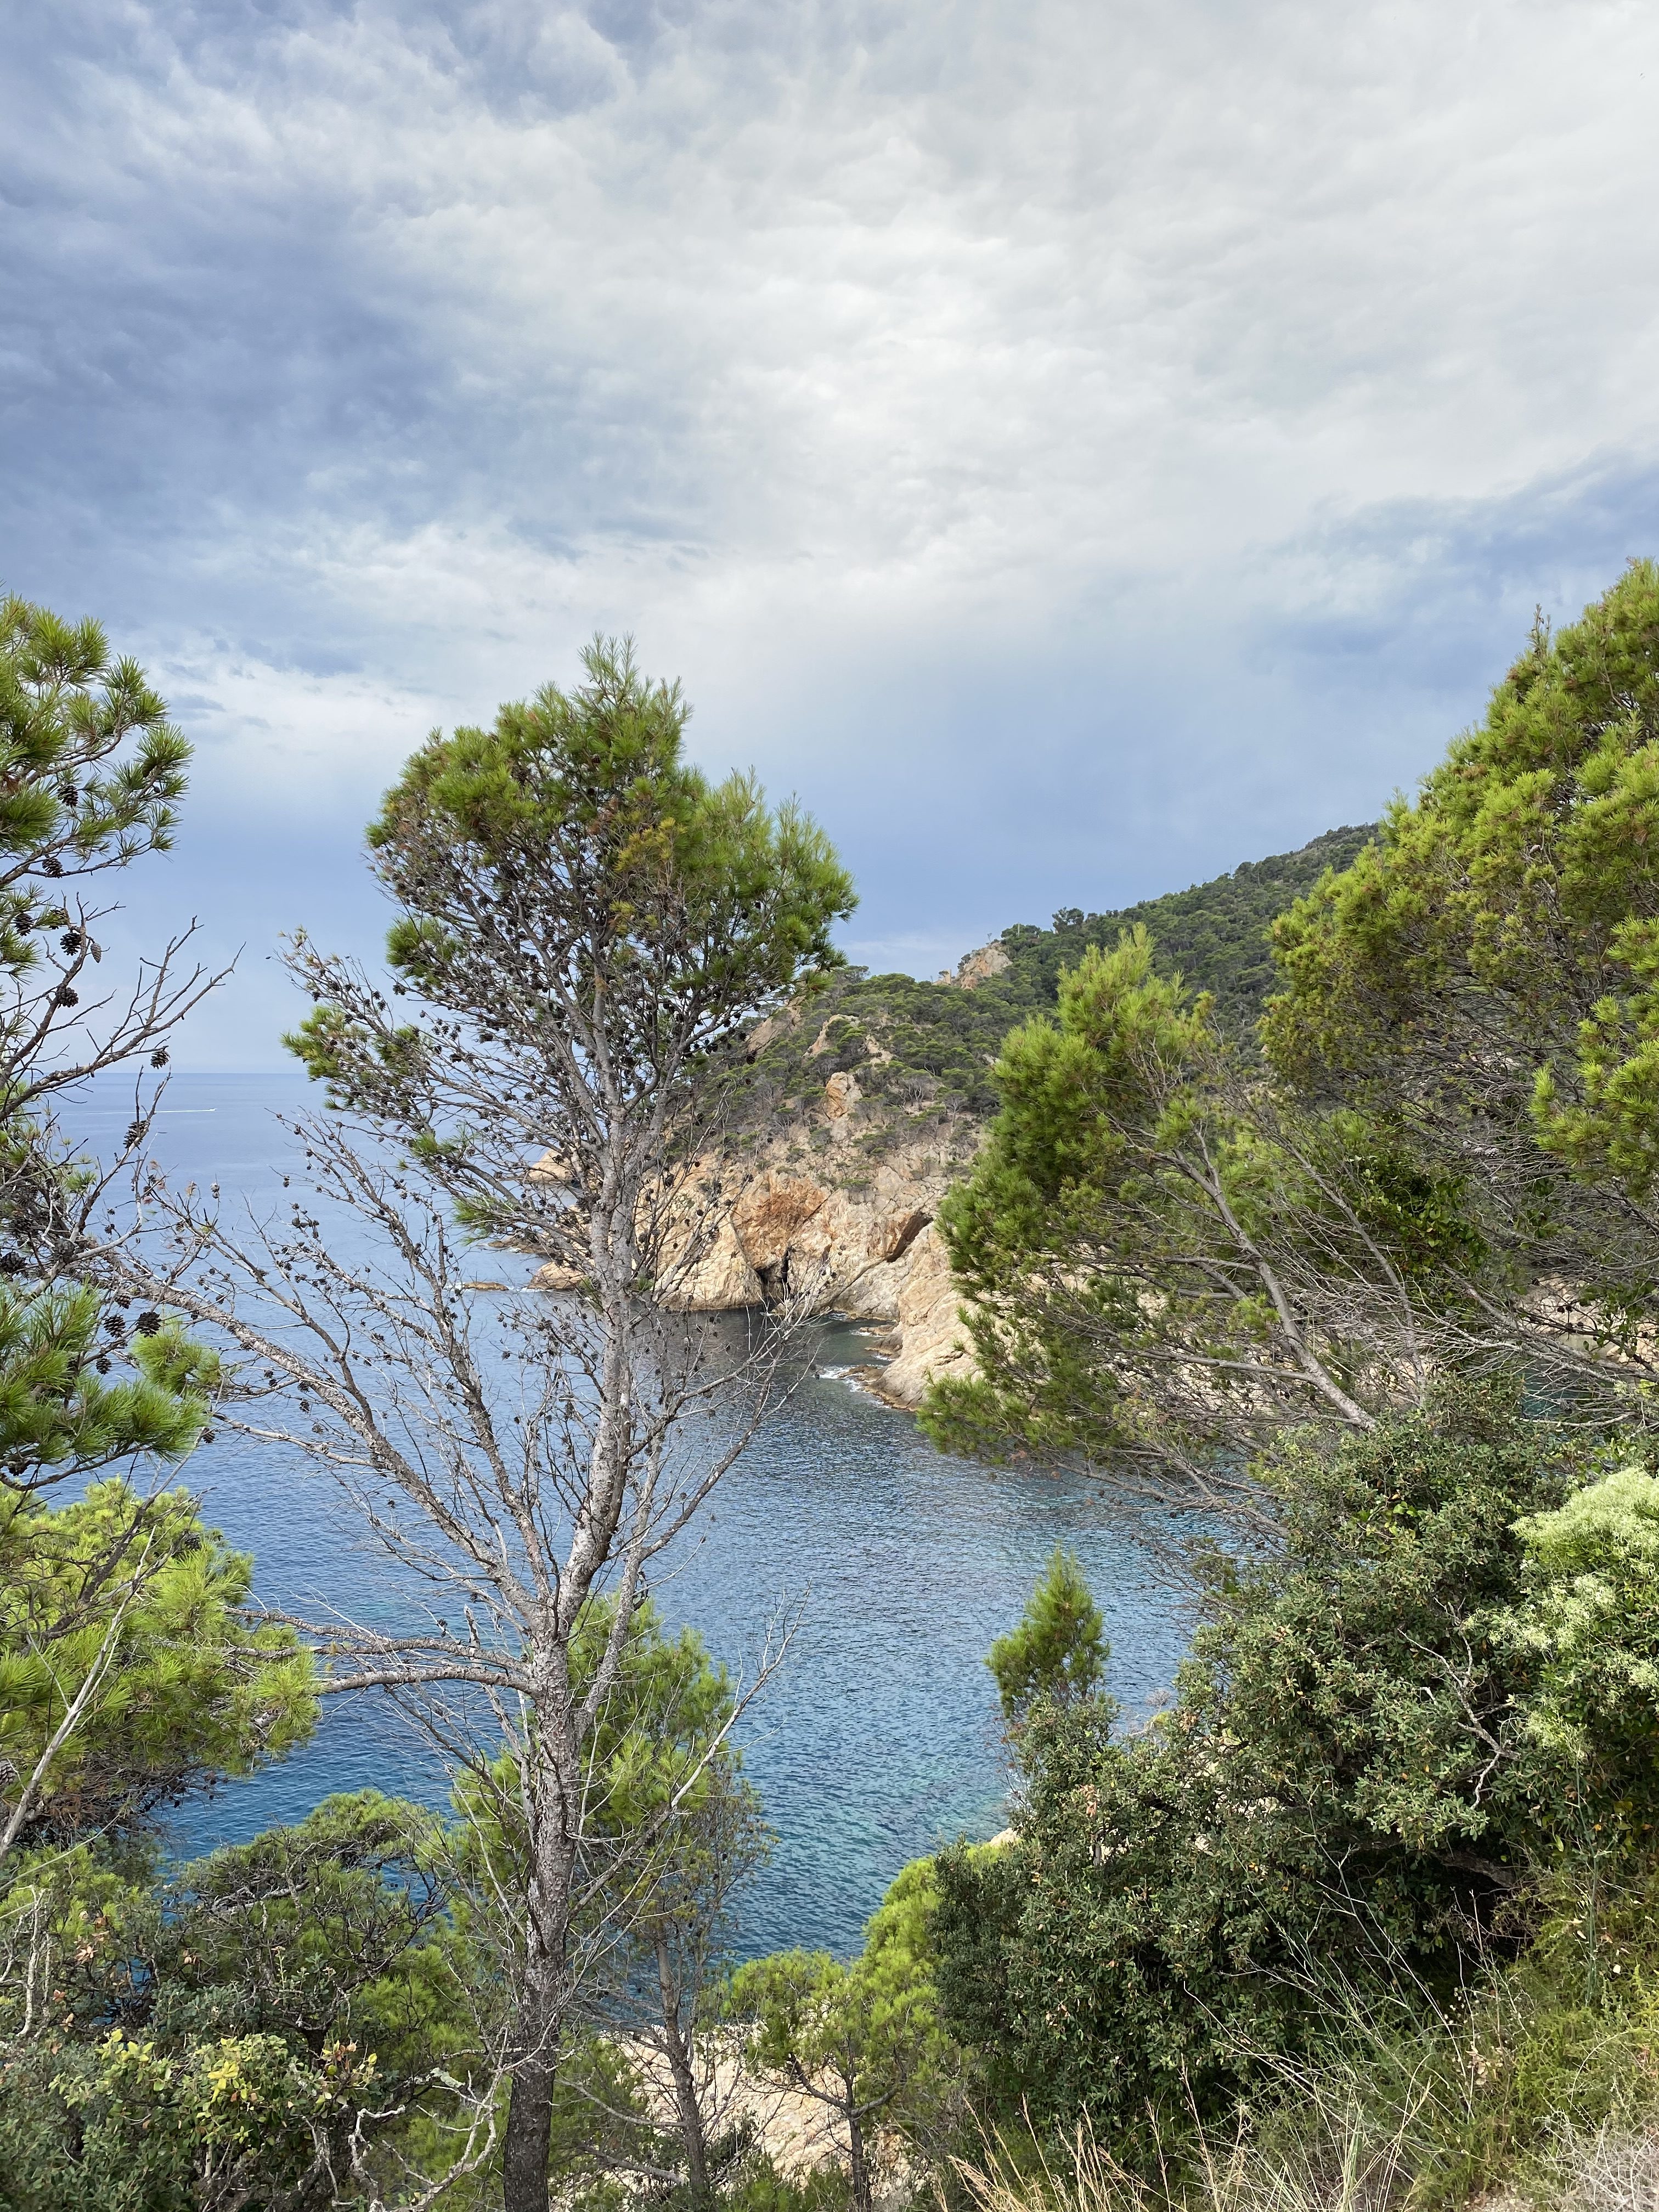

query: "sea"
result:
(65, 1073), (1193, 1960)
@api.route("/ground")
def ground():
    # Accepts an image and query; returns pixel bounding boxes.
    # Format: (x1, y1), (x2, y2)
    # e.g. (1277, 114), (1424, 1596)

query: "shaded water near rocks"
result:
(71, 1075), (1193, 1960)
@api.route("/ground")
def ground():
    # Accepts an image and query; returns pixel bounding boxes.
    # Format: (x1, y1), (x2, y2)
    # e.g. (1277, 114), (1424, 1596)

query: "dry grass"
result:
(949, 2104), (1416, 2212)
(1551, 2126), (1659, 2212)
(947, 2111), (1659, 2212)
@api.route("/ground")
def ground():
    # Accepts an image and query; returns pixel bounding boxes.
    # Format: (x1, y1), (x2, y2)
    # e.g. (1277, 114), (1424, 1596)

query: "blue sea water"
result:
(68, 1074), (1193, 1960)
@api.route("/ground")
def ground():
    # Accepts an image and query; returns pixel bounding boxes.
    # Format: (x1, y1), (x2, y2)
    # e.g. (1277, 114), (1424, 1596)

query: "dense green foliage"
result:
(0, 597), (188, 878)
(0, 1598), (771, 2209)
(721, 828), (1378, 1199)
(1262, 565), (1659, 1393)
(919, 570), (1659, 2199)
(918, 926), (1477, 1482)
(727, 968), (1012, 1171)
(456, 1594), (751, 1875)
(0, 600), (211, 1503)
(732, 1859), (957, 2212)
(1267, 569), (1659, 1163)
(1, 1481), (315, 1848)
(369, 645), (852, 1006)
(934, 1389), (1659, 2150)
(919, 574), (1659, 1484)
(985, 1546), (1105, 1722)
(0, 1793), (458, 2211)
(0, 1285), (220, 1500)
(1004, 822), (1376, 1034)
(0, 602), (249, 1897)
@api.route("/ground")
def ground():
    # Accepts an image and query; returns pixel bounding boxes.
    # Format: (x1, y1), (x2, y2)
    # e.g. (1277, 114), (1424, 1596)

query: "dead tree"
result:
(111, 638), (853, 2210)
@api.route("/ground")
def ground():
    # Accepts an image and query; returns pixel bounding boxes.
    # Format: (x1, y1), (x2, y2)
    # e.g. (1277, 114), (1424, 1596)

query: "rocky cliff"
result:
(531, 826), (1379, 1412)
(527, 947), (1002, 1403)
(658, 1159), (980, 1410)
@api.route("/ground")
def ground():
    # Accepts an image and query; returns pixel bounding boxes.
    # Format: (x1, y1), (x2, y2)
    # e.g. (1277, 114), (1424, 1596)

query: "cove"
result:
(70, 1074), (1193, 1960)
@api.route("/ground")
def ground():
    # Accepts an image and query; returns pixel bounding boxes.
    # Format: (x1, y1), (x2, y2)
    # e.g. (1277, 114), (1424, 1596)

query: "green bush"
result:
(933, 1389), (1616, 2149)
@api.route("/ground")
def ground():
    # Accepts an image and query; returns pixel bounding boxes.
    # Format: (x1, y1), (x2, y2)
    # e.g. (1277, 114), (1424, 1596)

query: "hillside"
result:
(718, 821), (1378, 1190)
(612, 824), (1385, 1401)
(626, 821), (1374, 1400)
(994, 820), (1378, 1032)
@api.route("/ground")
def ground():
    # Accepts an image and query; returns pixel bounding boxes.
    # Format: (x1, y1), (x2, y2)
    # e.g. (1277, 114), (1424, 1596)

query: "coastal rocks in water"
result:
(528, 1145), (978, 1401)
(858, 1223), (975, 1409)
(676, 1141), (980, 1398)
(526, 972), (991, 1399)
(719, 1170), (916, 1318)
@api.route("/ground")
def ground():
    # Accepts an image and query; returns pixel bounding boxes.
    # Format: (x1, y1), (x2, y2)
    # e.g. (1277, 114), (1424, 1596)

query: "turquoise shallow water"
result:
(69, 1074), (1192, 1959)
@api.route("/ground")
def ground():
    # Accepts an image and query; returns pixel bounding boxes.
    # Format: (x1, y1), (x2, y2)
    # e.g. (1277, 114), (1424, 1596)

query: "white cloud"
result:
(5, 0), (1659, 1059)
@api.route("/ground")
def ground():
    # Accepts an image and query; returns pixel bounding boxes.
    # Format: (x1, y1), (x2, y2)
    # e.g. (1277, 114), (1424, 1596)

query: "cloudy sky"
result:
(4, 0), (1658, 1065)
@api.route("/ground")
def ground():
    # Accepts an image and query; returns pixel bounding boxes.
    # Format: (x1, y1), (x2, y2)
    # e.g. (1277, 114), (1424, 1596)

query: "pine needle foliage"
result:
(987, 1548), (1108, 1723)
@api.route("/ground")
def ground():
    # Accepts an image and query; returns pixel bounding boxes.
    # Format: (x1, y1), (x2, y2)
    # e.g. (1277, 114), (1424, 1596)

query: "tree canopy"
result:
(932, 1388), (1659, 2143)
(733, 1859), (955, 2212)
(1262, 562), (1659, 1404)
(0, 600), (218, 1504)
(0, 600), (239, 1870)
(291, 635), (856, 1208)
(1, 1481), (315, 1854)
(985, 1546), (1105, 1723)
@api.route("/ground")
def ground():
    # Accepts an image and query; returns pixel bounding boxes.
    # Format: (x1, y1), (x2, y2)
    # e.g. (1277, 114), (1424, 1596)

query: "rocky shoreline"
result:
(534, 1144), (980, 1410)
(528, 953), (1014, 1406)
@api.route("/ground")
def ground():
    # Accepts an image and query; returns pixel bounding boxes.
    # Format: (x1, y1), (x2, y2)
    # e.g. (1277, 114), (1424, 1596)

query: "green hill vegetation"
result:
(724, 823), (1378, 1181)
(997, 819), (1377, 1031)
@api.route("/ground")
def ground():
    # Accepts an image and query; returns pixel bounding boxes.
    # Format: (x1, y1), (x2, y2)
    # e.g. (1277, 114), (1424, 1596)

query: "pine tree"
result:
(986, 1546), (1107, 1723)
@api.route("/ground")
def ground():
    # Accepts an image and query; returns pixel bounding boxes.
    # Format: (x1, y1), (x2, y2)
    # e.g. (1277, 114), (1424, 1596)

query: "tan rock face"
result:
(781, 1187), (873, 1302)
(527, 1093), (983, 1404)
(866, 1206), (928, 1263)
(742, 1004), (801, 1061)
(822, 1070), (861, 1119)
(956, 941), (1012, 989)
(866, 1223), (976, 1408)
(658, 1213), (764, 1312)
(673, 1147), (979, 1400)
(730, 1172), (827, 1271)
(935, 940), (1012, 989)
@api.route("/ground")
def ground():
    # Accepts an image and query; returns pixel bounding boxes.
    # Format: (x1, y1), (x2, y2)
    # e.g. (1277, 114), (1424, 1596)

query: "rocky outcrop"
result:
(659, 1213), (765, 1312)
(856, 1222), (977, 1408)
(527, 943), (1000, 1403)
(936, 940), (1011, 989)
(714, 1133), (979, 1401)
(530, 1119), (982, 1404)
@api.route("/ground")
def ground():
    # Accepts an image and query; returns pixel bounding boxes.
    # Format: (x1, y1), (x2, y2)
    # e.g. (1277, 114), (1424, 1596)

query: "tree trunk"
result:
(847, 2099), (873, 2212)
(655, 1930), (710, 2203)
(502, 1940), (561, 2212)
(502, 1776), (578, 2212)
